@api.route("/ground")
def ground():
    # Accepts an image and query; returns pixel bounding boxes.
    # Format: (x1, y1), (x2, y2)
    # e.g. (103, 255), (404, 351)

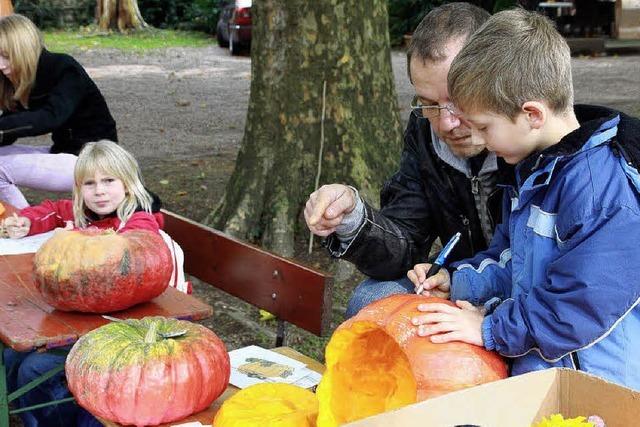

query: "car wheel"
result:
(217, 27), (229, 48)
(229, 33), (239, 55)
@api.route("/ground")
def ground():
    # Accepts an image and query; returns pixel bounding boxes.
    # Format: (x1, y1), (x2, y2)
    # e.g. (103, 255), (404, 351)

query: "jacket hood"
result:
(519, 104), (640, 178)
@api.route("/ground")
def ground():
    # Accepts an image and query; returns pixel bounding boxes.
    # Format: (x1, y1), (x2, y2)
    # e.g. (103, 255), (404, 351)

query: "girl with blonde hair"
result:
(4, 140), (161, 237)
(0, 14), (117, 209)
(3, 140), (188, 427)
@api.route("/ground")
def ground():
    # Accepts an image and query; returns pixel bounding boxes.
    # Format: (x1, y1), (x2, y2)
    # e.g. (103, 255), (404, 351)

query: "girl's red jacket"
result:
(20, 199), (164, 236)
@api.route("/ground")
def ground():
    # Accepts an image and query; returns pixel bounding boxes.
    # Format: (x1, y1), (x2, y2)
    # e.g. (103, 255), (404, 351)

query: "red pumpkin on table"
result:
(34, 229), (172, 312)
(316, 294), (508, 427)
(66, 316), (230, 426)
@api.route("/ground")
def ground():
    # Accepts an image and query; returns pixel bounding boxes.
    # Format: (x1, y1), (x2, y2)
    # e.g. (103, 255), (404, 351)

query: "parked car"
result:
(216, 0), (252, 55)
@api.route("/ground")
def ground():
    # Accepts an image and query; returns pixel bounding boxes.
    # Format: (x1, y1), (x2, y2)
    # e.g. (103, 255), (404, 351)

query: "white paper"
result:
(291, 368), (323, 389)
(0, 230), (55, 255)
(228, 345), (311, 389)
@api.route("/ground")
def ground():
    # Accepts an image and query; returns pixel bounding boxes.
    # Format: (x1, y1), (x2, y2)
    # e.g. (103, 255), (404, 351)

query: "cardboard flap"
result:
(346, 368), (640, 427)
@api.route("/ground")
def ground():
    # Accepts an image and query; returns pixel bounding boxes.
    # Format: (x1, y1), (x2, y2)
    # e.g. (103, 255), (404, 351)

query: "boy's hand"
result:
(3, 215), (31, 239)
(412, 300), (484, 346)
(407, 263), (451, 299)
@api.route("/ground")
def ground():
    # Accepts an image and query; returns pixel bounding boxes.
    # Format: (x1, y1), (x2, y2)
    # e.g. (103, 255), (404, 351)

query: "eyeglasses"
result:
(410, 96), (461, 119)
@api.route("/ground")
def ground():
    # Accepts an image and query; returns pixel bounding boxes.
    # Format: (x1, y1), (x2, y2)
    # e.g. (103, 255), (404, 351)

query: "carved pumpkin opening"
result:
(316, 295), (508, 427)
(318, 321), (417, 426)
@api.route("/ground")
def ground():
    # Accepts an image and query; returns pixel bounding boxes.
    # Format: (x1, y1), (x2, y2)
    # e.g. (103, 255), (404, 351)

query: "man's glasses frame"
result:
(410, 96), (461, 119)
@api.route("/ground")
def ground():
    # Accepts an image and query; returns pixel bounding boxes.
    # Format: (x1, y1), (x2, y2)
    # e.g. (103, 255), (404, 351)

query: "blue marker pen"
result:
(416, 231), (461, 294)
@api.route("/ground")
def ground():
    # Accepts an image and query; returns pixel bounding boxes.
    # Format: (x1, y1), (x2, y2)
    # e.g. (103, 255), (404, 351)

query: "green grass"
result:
(43, 28), (216, 53)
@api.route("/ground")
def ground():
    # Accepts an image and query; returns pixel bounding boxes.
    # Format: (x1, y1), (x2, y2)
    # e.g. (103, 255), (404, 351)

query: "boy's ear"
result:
(521, 101), (546, 129)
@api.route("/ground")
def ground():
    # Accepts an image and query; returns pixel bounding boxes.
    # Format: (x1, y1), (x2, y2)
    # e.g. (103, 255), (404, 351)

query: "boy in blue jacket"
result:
(407, 8), (640, 390)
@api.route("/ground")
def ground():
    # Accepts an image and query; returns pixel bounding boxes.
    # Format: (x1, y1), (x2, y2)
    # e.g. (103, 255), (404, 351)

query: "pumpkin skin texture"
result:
(66, 316), (230, 426)
(316, 295), (508, 427)
(214, 383), (318, 427)
(34, 229), (172, 312)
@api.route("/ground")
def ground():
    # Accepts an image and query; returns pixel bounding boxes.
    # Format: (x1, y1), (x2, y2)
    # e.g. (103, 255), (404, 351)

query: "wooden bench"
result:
(161, 209), (333, 345)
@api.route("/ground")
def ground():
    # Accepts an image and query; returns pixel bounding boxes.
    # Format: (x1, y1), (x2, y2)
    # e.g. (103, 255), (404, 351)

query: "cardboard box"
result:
(346, 368), (640, 427)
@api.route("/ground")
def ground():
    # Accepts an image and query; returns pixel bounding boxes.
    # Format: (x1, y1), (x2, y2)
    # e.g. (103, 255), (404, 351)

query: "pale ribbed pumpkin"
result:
(34, 229), (171, 312)
(316, 295), (508, 427)
(66, 316), (230, 426)
(214, 383), (318, 427)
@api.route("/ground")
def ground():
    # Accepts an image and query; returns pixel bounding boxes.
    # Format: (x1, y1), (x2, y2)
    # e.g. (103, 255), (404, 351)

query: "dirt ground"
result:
(19, 45), (640, 363)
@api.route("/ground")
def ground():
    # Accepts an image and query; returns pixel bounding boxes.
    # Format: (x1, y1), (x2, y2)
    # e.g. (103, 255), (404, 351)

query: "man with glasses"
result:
(305, 3), (509, 318)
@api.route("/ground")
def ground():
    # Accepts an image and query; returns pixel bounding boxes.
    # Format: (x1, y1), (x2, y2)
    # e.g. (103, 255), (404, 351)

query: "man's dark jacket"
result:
(326, 113), (510, 280)
(0, 49), (117, 154)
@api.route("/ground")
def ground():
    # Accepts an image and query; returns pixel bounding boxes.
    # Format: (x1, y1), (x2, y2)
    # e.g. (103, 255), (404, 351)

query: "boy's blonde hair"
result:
(73, 140), (153, 228)
(0, 14), (43, 110)
(448, 9), (573, 120)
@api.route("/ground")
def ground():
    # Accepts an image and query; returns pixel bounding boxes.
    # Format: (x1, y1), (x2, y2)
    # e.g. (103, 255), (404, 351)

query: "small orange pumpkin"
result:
(214, 383), (318, 427)
(316, 294), (508, 426)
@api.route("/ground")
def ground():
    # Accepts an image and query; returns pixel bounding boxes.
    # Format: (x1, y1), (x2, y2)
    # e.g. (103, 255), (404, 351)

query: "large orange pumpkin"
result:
(34, 229), (172, 312)
(66, 316), (230, 426)
(316, 294), (508, 426)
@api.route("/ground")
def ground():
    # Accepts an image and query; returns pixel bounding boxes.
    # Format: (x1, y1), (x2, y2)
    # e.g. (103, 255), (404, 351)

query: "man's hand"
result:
(3, 215), (31, 239)
(411, 300), (484, 346)
(407, 263), (451, 299)
(304, 184), (356, 237)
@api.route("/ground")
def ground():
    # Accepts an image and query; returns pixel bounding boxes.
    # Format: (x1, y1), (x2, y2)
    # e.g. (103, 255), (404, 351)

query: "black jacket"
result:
(326, 113), (511, 280)
(0, 49), (117, 154)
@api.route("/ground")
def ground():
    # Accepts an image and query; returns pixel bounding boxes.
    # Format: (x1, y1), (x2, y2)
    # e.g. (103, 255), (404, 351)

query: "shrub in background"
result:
(387, 0), (444, 46)
(14, 0), (94, 29)
(387, 0), (495, 46)
(139, 0), (220, 33)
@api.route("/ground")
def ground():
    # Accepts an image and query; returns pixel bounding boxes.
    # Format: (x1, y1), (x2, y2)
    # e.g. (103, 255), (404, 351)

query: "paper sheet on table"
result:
(0, 230), (55, 255)
(229, 345), (310, 389)
(171, 422), (210, 427)
(291, 368), (322, 389)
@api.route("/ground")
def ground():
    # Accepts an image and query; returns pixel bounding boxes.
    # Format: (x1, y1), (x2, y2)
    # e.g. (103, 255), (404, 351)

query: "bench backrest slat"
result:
(162, 210), (333, 336)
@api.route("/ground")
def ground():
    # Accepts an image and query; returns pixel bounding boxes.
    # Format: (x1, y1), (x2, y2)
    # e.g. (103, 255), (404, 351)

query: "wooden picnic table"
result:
(0, 203), (213, 351)
(100, 346), (326, 427)
(0, 203), (213, 426)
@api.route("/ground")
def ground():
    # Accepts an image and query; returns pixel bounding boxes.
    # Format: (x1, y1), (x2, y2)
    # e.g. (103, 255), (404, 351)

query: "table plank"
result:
(0, 209), (213, 351)
(100, 347), (325, 427)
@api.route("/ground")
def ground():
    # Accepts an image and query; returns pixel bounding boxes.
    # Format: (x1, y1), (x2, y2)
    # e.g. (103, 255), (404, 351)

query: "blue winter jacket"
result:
(450, 105), (640, 390)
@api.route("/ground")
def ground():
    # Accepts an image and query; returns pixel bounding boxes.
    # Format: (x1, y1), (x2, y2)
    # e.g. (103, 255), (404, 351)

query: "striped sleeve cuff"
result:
(482, 315), (496, 351)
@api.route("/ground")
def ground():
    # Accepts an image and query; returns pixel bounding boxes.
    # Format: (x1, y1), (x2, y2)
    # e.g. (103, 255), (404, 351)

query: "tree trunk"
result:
(209, 0), (403, 257)
(0, 0), (13, 17)
(96, 0), (148, 32)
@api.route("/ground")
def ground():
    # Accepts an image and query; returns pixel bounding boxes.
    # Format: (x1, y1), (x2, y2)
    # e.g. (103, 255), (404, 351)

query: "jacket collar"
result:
(85, 190), (163, 221)
(30, 49), (54, 98)
(517, 104), (621, 186)
(429, 124), (499, 177)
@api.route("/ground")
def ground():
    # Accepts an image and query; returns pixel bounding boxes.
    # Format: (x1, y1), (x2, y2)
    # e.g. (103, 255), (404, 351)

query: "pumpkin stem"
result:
(144, 321), (159, 344)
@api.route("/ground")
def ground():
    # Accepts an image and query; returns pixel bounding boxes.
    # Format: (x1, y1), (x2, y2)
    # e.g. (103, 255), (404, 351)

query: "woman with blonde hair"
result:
(0, 14), (117, 209)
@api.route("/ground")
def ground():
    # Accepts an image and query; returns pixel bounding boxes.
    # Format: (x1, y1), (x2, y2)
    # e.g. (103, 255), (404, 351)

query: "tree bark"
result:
(0, 0), (13, 17)
(96, 0), (148, 32)
(209, 0), (403, 257)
